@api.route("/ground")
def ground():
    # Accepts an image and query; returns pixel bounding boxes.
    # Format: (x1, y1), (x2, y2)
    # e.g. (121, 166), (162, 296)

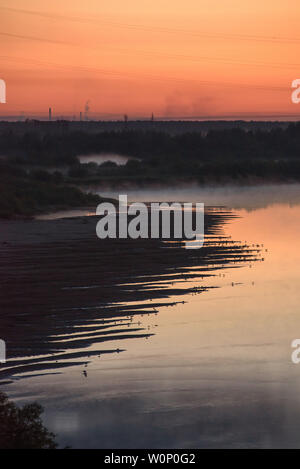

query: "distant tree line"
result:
(0, 122), (300, 166)
(1, 123), (300, 216)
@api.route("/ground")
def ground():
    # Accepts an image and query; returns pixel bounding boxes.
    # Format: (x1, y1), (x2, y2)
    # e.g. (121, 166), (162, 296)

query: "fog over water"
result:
(96, 183), (300, 211)
(36, 183), (300, 220)
(78, 153), (135, 166)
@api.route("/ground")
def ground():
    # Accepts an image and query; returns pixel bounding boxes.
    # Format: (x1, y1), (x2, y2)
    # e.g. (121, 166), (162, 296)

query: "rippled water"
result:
(2, 184), (300, 448)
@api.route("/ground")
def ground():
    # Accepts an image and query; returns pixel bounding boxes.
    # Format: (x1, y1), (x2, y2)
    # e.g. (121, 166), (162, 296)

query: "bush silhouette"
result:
(0, 391), (57, 449)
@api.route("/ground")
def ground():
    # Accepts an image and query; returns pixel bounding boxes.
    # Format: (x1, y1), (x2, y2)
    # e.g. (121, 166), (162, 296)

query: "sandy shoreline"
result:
(0, 210), (260, 380)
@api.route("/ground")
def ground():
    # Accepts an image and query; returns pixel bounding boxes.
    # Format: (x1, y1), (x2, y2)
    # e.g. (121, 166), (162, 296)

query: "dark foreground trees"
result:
(0, 391), (57, 449)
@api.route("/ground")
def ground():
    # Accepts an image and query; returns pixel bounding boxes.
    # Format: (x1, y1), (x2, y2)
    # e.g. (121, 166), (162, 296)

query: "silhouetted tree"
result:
(0, 391), (57, 449)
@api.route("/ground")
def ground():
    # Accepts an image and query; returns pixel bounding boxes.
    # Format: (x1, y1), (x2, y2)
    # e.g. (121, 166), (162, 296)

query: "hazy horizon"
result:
(1, 1), (300, 119)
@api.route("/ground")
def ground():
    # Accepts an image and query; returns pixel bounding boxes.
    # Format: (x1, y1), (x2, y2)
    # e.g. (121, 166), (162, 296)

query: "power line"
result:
(1, 30), (300, 72)
(0, 31), (70, 45)
(2, 5), (300, 44)
(0, 55), (290, 92)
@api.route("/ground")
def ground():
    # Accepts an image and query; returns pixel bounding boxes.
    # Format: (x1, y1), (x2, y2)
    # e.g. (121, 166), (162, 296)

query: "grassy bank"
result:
(0, 162), (101, 218)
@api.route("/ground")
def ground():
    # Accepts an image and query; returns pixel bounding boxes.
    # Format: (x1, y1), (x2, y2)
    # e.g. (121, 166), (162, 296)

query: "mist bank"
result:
(90, 183), (300, 212)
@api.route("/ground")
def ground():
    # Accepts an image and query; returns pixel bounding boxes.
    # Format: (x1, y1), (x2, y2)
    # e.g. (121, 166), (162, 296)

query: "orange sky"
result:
(1, 0), (300, 119)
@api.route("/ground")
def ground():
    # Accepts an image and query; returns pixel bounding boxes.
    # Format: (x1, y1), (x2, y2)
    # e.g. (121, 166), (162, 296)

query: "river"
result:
(2, 183), (300, 448)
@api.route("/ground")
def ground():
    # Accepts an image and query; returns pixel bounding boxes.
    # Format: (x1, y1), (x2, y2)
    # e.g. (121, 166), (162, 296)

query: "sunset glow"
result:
(1, 0), (300, 119)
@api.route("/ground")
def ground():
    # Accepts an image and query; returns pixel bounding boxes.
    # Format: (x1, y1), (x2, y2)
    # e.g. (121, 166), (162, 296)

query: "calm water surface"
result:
(3, 184), (300, 448)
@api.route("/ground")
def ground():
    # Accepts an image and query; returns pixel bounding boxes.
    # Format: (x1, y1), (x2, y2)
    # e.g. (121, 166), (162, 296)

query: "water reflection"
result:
(36, 202), (300, 449)
(2, 185), (300, 448)
(0, 208), (261, 380)
(43, 386), (298, 449)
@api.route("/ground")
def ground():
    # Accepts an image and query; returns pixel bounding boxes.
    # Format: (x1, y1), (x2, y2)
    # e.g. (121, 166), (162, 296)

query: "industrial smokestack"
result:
(49, 107), (52, 121)
(84, 101), (90, 121)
